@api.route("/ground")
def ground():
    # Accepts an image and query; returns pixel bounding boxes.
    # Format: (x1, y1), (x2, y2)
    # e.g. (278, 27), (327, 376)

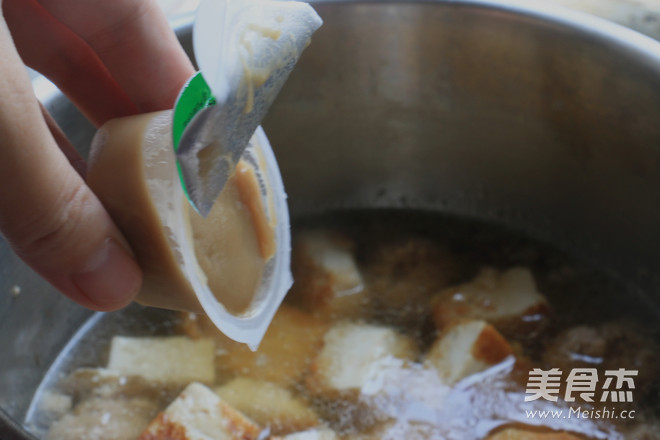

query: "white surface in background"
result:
(192, 0), (322, 102)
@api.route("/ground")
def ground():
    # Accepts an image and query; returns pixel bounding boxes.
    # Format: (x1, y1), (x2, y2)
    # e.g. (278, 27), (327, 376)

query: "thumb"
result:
(0, 19), (141, 311)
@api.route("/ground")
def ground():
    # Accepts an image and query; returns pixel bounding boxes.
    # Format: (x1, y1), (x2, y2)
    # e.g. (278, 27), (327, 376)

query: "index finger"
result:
(39, 0), (194, 112)
(41, 0), (194, 113)
(0, 17), (142, 311)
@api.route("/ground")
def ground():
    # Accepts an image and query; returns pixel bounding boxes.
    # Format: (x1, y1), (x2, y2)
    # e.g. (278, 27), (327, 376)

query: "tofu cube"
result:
(431, 267), (550, 336)
(306, 322), (417, 396)
(290, 230), (368, 319)
(107, 336), (215, 386)
(542, 321), (660, 388)
(181, 305), (328, 387)
(139, 382), (261, 440)
(47, 396), (160, 440)
(60, 368), (139, 399)
(363, 237), (459, 327)
(60, 368), (182, 407)
(214, 378), (319, 435)
(424, 320), (514, 384)
(486, 427), (584, 440)
(34, 391), (73, 426)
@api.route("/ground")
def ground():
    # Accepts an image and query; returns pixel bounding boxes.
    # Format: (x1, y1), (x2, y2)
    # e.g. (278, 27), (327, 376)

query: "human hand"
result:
(0, 0), (195, 311)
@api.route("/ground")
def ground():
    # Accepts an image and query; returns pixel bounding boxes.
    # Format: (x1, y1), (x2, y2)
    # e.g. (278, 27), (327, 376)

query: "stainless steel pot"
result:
(2, 1), (660, 438)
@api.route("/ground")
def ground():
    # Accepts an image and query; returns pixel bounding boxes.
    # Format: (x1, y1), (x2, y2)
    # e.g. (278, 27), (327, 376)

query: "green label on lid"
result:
(172, 71), (216, 152)
(172, 71), (216, 213)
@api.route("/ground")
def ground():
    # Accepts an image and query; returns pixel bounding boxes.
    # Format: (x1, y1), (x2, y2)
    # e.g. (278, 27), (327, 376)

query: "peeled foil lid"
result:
(175, 0), (321, 348)
(179, 127), (292, 350)
(176, 0), (322, 216)
(193, 0), (323, 104)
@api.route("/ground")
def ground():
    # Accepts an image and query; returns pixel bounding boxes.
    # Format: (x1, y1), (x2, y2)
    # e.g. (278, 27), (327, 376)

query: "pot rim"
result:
(33, 0), (660, 109)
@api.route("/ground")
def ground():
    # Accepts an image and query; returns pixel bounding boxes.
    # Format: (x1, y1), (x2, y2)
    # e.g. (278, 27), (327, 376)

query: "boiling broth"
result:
(24, 210), (660, 440)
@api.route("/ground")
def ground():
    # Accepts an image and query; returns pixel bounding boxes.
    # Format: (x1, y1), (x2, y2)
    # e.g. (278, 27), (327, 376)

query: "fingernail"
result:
(71, 239), (142, 310)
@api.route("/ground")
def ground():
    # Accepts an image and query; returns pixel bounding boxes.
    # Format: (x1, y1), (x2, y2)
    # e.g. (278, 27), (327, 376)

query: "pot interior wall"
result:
(2, 1), (660, 437)
(264, 1), (660, 303)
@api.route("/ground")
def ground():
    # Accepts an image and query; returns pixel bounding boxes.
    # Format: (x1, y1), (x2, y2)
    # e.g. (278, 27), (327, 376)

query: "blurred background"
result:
(157, 0), (660, 41)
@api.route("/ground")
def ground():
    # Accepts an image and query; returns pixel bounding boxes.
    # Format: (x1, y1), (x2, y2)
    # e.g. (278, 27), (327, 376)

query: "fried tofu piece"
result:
(306, 322), (417, 397)
(214, 378), (319, 435)
(107, 336), (215, 386)
(139, 382), (262, 440)
(47, 396), (160, 440)
(269, 428), (338, 440)
(34, 391), (73, 427)
(182, 305), (328, 387)
(486, 427), (584, 440)
(59, 368), (181, 407)
(623, 419), (660, 440)
(431, 267), (550, 336)
(542, 321), (660, 388)
(331, 360), (449, 435)
(363, 238), (459, 327)
(424, 320), (514, 384)
(60, 368), (145, 398)
(289, 230), (368, 320)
